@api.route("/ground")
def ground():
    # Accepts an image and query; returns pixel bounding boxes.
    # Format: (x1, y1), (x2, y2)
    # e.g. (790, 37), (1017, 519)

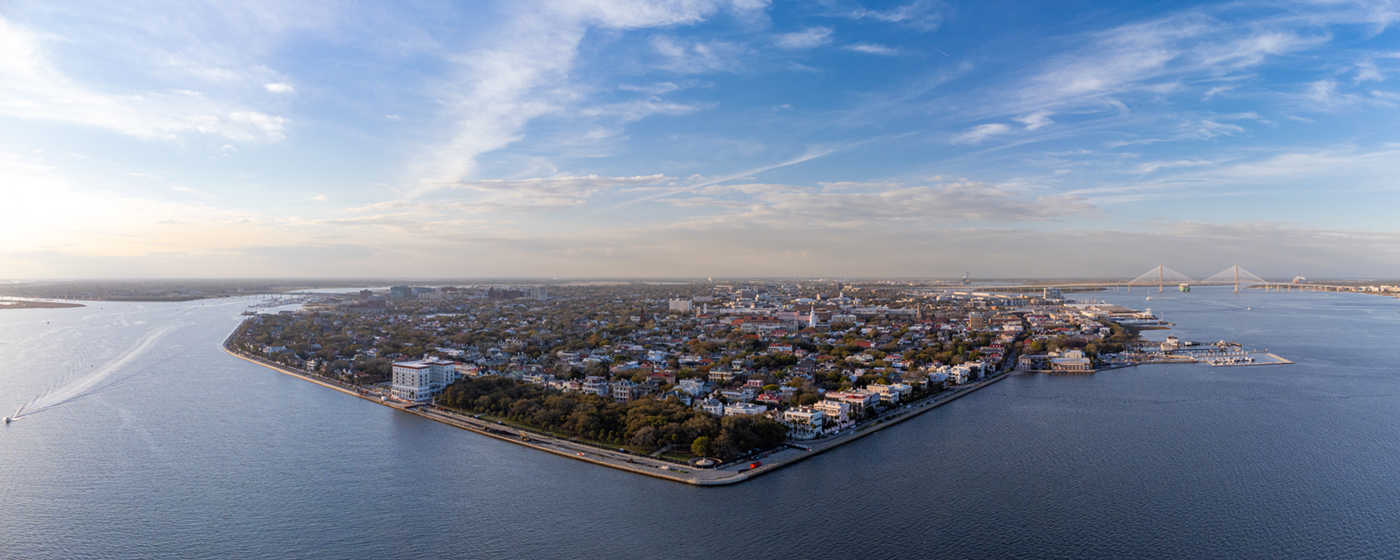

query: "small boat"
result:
(3, 417), (11, 424)
(1145, 297), (1153, 301)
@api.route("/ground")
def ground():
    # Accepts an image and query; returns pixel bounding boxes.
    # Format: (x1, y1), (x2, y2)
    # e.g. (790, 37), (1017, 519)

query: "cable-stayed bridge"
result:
(928, 265), (1351, 295)
(1127, 265), (1267, 292)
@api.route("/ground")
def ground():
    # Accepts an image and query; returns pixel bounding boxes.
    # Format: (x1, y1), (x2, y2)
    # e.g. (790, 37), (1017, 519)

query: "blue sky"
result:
(3, 0), (1400, 279)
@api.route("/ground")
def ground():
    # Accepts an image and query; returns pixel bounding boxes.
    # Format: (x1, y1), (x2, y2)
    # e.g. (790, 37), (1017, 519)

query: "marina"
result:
(1169, 346), (1294, 367)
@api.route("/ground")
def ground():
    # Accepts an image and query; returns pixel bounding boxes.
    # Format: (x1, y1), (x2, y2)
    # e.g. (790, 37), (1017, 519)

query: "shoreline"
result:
(0, 299), (85, 310)
(222, 331), (1011, 486)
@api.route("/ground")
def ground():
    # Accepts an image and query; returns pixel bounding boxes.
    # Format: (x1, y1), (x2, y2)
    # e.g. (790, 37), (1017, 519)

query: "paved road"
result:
(232, 342), (1014, 485)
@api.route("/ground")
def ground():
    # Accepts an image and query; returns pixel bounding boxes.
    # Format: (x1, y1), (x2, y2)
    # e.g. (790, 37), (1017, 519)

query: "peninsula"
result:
(226, 280), (1278, 484)
(226, 282), (1288, 484)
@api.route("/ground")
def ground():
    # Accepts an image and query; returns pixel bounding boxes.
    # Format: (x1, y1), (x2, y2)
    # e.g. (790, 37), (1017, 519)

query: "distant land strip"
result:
(0, 300), (85, 310)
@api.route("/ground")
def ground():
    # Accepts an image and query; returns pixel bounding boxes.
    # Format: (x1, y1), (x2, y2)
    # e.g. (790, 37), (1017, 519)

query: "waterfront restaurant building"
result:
(391, 357), (460, 403)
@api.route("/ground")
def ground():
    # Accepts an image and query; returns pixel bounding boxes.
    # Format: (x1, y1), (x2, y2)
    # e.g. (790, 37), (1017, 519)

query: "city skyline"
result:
(3, 0), (1400, 278)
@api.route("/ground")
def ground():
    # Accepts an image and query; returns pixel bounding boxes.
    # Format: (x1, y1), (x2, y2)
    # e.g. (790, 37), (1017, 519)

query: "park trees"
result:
(435, 376), (785, 460)
(691, 436), (712, 457)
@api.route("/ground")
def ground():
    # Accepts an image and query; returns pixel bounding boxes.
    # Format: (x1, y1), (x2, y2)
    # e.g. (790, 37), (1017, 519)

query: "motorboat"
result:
(3, 416), (11, 424)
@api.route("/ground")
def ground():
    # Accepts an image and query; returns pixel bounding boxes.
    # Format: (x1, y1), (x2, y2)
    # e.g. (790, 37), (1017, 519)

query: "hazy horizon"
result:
(4, 273), (1394, 284)
(4, 1), (1400, 278)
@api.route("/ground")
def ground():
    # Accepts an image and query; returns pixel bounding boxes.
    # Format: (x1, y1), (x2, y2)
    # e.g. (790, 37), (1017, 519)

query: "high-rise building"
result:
(391, 357), (459, 402)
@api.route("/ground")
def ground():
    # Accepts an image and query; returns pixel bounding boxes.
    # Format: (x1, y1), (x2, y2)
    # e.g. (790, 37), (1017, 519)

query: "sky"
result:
(2, 0), (1400, 280)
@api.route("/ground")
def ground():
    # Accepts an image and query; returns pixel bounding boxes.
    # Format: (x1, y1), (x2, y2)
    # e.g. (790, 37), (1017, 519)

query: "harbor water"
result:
(2, 287), (1399, 559)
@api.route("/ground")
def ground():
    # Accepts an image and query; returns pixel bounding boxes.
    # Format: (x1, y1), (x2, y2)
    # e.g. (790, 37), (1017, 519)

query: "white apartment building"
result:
(709, 368), (737, 384)
(866, 383), (912, 403)
(668, 299), (693, 312)
(723, 402), (767, 416)
(813, 400), (852, 430)
(678, 378), (708, 396)
(719, 388), (756, 402)
(391, 357), (460, 403)
(824, 389), (878, 417)
(699, 398), (724, 416)
(581, 376), (611, 397)
(783, 406), (825, 439)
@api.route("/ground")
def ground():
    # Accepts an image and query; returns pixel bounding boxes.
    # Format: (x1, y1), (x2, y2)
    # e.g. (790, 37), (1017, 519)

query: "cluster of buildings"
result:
(242, 281), (1156, 442)
(767, 382), (926, 439)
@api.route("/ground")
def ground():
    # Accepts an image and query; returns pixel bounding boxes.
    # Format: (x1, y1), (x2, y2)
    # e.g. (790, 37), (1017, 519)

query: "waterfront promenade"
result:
(224, 336), (1011, 486)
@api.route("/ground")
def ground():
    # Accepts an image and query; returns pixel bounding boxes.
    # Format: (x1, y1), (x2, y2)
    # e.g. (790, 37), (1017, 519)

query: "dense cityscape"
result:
(230, 282), (1148, 469)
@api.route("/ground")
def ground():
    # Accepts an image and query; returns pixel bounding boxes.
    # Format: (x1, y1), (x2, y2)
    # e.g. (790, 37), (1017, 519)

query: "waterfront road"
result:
(414, 371), (1010, 485)
(227, 341), (1012, 485)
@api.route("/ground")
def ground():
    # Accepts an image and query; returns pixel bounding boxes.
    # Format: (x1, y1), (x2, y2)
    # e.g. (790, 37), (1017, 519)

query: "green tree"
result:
(691, 435), (712, 457)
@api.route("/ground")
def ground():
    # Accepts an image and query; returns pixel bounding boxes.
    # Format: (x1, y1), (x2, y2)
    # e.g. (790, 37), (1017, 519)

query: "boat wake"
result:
(12, 324), (179, 420)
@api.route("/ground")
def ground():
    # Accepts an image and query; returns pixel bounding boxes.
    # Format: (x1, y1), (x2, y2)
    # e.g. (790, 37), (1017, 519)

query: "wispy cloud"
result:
(578, 99), (709, 123)
(1011, 14), (1325, 116)
(1303, 79), (1362, 108)
(448, 174), (669, 197)
(1136, 159), (1217, 173)
(679, 180), (1101, 227)
(619, 81), (681, 94)
(1017, 111), (1054, 130)
(1179, 118), (1245, 139)
(650, 36), (746, 73)
(953, 123), (1012, 144)
(264, 82), (296, 94)
(8, 0), (1400, 278)
(409, 1), (765, 192)
(844, 43), (901, 55)
(774, 27), (833, 49)
(375, 174), (673, 214)
(1355, 60), (1383, 82)
(844, 0), (943, 31)
(590, 146), (843, 215)
(0, 15), (289, 142)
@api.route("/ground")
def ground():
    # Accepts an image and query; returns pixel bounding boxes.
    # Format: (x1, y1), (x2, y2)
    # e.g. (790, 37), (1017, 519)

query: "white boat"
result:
(3, 416), (10, 424)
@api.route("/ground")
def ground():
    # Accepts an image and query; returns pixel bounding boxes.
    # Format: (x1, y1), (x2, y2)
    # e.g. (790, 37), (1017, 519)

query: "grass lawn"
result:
(660, 450), (698, 462)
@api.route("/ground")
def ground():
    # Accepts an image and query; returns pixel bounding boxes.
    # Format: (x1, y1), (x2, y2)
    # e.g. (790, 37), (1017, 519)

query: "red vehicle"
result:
(749, 461), (761, 469)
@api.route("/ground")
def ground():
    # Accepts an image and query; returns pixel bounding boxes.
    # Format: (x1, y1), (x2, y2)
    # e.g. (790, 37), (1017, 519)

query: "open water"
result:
(2, 287), (1399, 559)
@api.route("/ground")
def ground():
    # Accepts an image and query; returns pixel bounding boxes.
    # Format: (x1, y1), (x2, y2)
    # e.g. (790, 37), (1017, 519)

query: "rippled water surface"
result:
(2, 288), (1399, 559)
